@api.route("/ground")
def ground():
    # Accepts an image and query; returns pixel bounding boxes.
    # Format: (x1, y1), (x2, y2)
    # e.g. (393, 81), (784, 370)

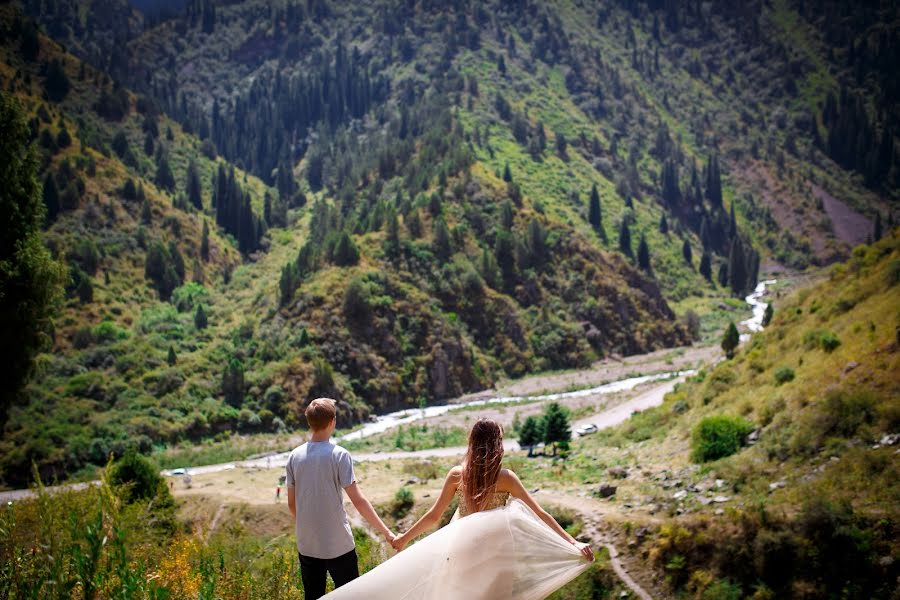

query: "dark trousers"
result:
(298, 548), (359, 599)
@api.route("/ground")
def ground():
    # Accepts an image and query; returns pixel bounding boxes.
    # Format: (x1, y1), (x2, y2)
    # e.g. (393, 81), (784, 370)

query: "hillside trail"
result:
(203, 503), (226, 544)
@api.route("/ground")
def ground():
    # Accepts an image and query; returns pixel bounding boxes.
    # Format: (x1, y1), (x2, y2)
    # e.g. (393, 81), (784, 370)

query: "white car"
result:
(575, 424), (598, 436)
(170, 468), (187, 476)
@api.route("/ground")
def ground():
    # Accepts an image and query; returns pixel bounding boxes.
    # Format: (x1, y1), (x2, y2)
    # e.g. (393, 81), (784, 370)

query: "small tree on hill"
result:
(518, 416), (543, 457)
(222, 358), (245, 407)
(194, 304), (208, 329)
(542, 402), (571, 456)
(722, 321), (740, 359)
(762, 303), (773, 327)
(167, 345), (177, 366)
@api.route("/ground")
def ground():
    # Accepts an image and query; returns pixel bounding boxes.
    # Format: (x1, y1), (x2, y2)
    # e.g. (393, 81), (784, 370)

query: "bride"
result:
(325, 418), (594, 599)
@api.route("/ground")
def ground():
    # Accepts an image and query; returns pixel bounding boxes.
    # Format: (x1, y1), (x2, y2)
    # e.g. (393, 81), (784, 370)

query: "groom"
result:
(286, 397), (396, 599)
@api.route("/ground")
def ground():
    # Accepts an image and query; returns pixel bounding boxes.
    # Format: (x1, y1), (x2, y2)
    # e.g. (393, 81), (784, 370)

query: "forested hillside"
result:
(0, 0), (896, 487)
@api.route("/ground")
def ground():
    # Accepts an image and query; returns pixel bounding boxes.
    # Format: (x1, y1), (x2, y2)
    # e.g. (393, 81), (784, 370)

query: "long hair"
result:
(460, 418), (504, 513)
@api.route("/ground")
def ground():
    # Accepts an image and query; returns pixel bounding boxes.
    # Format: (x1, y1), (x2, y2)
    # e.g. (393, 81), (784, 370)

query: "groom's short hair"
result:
(306, 397), (337, 430)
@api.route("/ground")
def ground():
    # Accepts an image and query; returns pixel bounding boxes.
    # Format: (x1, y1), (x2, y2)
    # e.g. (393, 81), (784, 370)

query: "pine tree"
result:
(503, 162), (512, 182)
(705, 154), (722, 207)
(682, 239), (693, 265)
(194, 304), (208, 329)
(659, 213), (668, 234)
(762, 303), (774, 327)
(542, 402), (571, 456)
(187, 160), (203, 210)
(433, 217), (453, 261)
(383, 210), (401, 260)
(167, 346), (177, 366)
(518, 416), (543, 457)
(200, 220), (210, 261)
(874, 212), (883, 242)
(500, 200), (515, 230)
(588, 184), (603, 233)
(728, 237), (747, 297)
(480, 246), (500, 289)
(618, 219), (632, 258)
(722, 321), (739, 359)
(222, 358), (244, 407)
(279, 263), (298, 308)
(494, 230), (517, 289)
(637, 234), (651, 272)
(700, 252), (712, 281)
(717, 262), (729, 287)
(331, 231), (360, 266)
(42, 173), (59, 225)
(155, 153), (175, 192)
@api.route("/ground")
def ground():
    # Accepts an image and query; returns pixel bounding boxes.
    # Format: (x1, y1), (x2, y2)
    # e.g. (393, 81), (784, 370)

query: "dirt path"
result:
(204, 503), (226, 544)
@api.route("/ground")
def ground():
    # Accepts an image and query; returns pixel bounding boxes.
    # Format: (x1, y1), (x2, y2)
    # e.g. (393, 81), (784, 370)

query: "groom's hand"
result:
(391, 533), (408, 551)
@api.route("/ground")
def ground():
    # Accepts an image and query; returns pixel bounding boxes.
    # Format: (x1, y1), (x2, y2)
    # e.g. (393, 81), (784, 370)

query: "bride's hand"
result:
(574, 541), (594, 562)
(391, 533), (408, 552)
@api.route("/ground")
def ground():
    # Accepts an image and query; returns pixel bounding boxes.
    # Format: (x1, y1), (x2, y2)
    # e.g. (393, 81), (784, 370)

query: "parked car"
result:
(170, 468), (187, 476)
(575, 424), (598, 436)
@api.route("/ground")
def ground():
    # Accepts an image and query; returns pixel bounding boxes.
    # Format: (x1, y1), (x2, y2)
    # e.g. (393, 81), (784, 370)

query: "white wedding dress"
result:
(324, 497), (592, 599)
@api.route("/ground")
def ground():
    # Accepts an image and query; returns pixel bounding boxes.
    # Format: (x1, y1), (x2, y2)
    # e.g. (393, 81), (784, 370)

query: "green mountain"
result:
(0, 0), (897, 487)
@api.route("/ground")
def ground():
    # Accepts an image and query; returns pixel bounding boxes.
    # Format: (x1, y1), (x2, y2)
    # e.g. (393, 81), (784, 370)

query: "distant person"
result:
(286, 398), (396, 599)
(326, 418), (593, 599)
(275, 485), (280, 502)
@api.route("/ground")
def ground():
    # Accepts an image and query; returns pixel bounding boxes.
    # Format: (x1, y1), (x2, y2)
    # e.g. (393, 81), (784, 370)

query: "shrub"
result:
(108, 451), (163, 503)
(803, 329), (841, 352)
(691, 415), (754, 462)
(774, 367), (795, 385)
(391, 486), (414, 519)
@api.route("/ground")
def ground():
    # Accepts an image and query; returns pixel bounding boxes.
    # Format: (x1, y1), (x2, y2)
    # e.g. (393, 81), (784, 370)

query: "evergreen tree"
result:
(279, 263), (298, 308)
(682, 239), (693, 265)
(729, 202), (737, 239)
(728, 237), (747, 297)
(717, 262), (729, 287)
(762, 303), (773, 327)
(143, 131), (154, 157)
(194, 303), (208, 329)
(722, 321), (739, 359)
(659, 213), (668, 234)
(699, 252), (712, 281)
(542, 402), (571, 456)
(433, 217), (452, 261)
(383, 210), (401, 260)
(43, 59), (71, 103)
(588, 184), (603, 233)
(141, 198), (152, 224)
(406, 210), (422, 238)
(500, 200), (515, 230)
(222, 358), (244, 407)
(187, 160), (203, 210)
(155, 153), (175, 192)
(518, 416), (543, 457)
(331, 231), (360, 266)
(42, 172), (59, 224)
(494, 229), (517, 289)
(503, 162), (512, 182)
(874, 212), (883, 242)
(343, 277), (372, 327)
(480, 246), (500, 289)
(637, 234), (651, 272)
(167, 346), (177, 366)
(200, 220), (210, 261)
(705, 154), (722, 207)
(618, 219), (632, 258)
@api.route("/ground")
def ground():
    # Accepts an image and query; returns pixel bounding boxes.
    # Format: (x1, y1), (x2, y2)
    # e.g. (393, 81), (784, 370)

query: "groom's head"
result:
(306, 397), (337, 432)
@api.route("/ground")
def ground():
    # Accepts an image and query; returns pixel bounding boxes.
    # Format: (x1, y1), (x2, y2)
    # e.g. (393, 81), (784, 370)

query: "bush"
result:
(691, 415), (754, 462)
(803, 329), (841, 352)
(391, 486), (414, 519)
(108, 452), (164, 503)
(774, 367), (795, 385)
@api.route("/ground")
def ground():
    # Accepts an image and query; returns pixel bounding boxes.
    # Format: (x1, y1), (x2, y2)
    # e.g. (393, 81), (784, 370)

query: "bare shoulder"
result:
(496, 468), (521, 491)
(447, 465), (463, 480)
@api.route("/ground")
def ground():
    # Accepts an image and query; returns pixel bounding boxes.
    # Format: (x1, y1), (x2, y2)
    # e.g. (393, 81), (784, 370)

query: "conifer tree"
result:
(222, 358), (244, 407)
(728, 237), (747, 296)
(518, 416), (543, 457)
(682, 239), (693, 265)
(200, 220), (210, 261)
(542, 402), (571, 456)
(874, 212), (883, 242)
(618, 219), (632, 258)
(194, 304), (208, 329)
(433, 217), (453, 261)
(659, 213), (668, 234)
(762, 303), (773, 327)
(637, 234), (651, 272)
(722, 322), (739, 359)
(588, 184), (603, 232)
(167, 346), (177, 366)
(699, 252), (712, 281)
(42, 173), (59, 224)
(187, 160), (203, 210)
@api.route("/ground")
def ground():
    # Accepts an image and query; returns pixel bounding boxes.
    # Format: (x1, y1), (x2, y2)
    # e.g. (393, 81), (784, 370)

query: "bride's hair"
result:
(460, 418), (504, 512)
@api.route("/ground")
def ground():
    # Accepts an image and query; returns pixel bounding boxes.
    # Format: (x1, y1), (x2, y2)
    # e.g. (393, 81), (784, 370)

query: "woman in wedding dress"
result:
(325, 419), (594, 599)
